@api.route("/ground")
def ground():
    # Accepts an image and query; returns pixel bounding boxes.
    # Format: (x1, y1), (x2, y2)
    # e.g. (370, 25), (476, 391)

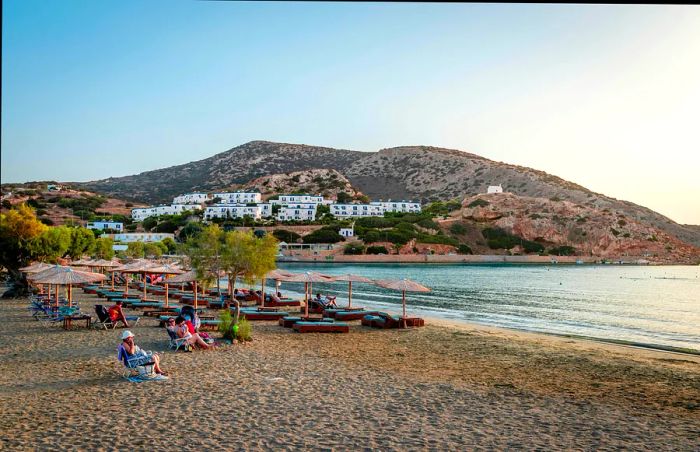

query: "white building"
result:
(331, 203), (385, 218)
(277, 203), (318, 222)
(131, 204), (196, 221)
(272, 194), (325, 205)
(213, 192), (262, 204)
(487, 184), (504, 194)
(259, 203), (273, 218)
(370, 201), (421, 213)
(173, 192), (210, 204)
(102, 232), (174, 243)
(204, 204), (262, 221)
(339, 227), (354, 238)
(86, 221), (124, 231)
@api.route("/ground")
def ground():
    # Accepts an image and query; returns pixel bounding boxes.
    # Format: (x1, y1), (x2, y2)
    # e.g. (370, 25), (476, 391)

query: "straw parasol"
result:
(91, 258), (122, 288)
(31, 266), (106, 307)
(21, 262), (57, 295)
(146, 264), (184, 307)
(258, 269), (297, 308)
(281, 271), (336, 317)
(375, 278), (430, 327)
(167, 270), (200, 309)
(332, 274), (374, 308)
(115, 259), (157, 299)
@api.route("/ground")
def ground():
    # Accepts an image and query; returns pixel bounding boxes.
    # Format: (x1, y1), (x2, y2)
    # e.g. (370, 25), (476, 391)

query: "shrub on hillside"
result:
(273, 229), (301, 243)
(467, 199), (489, 208)
(366, 245), (388, 255)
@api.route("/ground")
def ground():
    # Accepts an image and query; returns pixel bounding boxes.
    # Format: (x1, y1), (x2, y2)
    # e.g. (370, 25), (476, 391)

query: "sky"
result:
(2, 2), (700, 224)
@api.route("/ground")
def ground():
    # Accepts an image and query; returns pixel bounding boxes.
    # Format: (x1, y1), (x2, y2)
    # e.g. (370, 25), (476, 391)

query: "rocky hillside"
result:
(78, 140), (700, 247)
(1, 182), (144, 226)
(81, 141), (362, 204)
(449, 193), (699, 264)
(234, 169), (365, 201)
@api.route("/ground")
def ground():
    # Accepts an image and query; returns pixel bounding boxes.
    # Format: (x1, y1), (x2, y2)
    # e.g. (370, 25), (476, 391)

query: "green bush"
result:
(450, 223), (467, 235)
(344, 242), (366, 255)
(273, 229), (301, 243)
(548, 245), (576, 256)
(457, 244), (472, 254)
(416, 218), (439, 230)
(302, 227), (344, 244)
(482, 227), (542, 252)
(467, 199), (489, 208)
(237, 316), (253, 342)
(219, 309), (252, 341)
(366, 245), (388, 254)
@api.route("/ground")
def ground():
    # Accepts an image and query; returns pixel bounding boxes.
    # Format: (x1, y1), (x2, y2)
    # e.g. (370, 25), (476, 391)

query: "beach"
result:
(1, 292), (699, 450)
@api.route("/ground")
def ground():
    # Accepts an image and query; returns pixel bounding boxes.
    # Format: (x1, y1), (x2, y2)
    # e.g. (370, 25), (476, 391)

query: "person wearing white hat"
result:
(118, 330), (167, 376)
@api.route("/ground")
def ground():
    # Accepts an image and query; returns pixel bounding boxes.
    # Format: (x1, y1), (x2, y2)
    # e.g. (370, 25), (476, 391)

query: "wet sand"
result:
(1, 291), (699, 450)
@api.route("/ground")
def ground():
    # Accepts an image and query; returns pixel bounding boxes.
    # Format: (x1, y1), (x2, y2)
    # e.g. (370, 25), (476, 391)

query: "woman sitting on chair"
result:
(174, 316), (211, 349)
(118, 330), (167, 375)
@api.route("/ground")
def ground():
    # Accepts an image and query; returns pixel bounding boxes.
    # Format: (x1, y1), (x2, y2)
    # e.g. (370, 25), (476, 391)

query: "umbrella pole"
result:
(304, 282), (309, 318)
(55, 285), (59, 307)
(68, 284), (72, 308)
(165, 283), (169, 308)
(111, 271), (115, 291)
(143, 273), (147, 300)
(125, 275), (129, 296)
(194, 281), (198, 310)
(402, 290), (407, 328)
(348, 281), (352, 308)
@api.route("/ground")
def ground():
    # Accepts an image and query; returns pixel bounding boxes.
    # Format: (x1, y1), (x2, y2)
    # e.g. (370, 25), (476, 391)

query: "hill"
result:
(234, 169), (365, 201)
(77, 140), (700, 247)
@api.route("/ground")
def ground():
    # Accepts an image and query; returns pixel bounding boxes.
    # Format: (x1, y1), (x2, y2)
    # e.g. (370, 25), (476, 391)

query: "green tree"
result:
(67, 227), (96, 259)
(161, 237), (178, 254)
(0, 204), (48, 272)
(29, 226), (72, 263)
(93, 237), (115, 260)
(126, 241), (145, 258)
(144, 242), (166, 258)
(185, 224), (225, 294)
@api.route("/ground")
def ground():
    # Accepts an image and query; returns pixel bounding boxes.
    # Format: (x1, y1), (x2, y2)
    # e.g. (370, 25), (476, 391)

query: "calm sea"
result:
(270, 263), (700, 352)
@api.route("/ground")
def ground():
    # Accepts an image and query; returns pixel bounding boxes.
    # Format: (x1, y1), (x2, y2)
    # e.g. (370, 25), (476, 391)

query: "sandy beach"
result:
(1, 291), (699, 450)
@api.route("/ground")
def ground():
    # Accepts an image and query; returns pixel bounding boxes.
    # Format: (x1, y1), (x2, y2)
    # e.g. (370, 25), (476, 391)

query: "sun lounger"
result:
(292, 321), (350, 333)
(334, 310), (378, 321)
(362, 312), (424, 329)
(278, 316), (334, 328)
(237, 309), (289, 321)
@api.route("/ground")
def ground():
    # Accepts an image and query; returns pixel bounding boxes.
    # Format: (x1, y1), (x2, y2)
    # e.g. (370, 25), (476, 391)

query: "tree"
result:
(184, 224), (225, 297)
(126, 241), (145, 258)
(0, 204), (48, 272)
(220, 231), (278, 322)
(29, 226), (72, 263)
(144, 242), (166, 258)
(302, 227), (344, 244)
(178, 221), (203, 242)
(93, 237), (115, 260)
(161, 237), (178, 254)
(336, 192), (353, 203)
(67, 227), (96, 259)
(272, 229), (301, 243)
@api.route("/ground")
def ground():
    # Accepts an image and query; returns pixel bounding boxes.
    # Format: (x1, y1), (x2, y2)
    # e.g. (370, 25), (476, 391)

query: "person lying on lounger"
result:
(174, 316), (211, 349)
(119, 330), (167, 375)
(108, 300), (131, 327)
(314, 293), (338, 309)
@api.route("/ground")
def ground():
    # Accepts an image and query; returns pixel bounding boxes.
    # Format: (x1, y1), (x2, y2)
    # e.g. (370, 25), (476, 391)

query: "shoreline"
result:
(278, 255), (695, 265)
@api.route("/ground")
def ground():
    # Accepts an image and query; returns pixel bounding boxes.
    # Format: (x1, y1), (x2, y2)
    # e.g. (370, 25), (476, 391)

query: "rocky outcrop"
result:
(235, 169), (364, 200)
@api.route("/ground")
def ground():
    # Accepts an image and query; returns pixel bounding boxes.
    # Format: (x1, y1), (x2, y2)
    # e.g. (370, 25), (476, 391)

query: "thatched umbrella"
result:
(259, 269), (296, 308)
(332, 274), (375, 308)
(91, 258), (121, 288)
(146, 264), (184, 307)
(282, 271), (336, 317)
(167, 270), (200, 309)
(375, 278), (430, 327)
(31, 266), (106, 307)
(20, 262), (56, 295)
(115, 259), (157, 298)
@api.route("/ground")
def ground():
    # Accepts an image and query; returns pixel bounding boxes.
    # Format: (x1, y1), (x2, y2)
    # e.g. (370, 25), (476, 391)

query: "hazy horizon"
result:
(2, 2), (699, 224)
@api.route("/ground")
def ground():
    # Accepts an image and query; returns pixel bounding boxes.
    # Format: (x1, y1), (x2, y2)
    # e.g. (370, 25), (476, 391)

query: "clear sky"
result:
(3, 2), (699, 224)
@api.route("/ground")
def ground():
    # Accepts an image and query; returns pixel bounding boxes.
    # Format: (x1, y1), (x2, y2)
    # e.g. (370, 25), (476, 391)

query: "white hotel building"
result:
(370, 201), (422, 213)
(331, 203), (385, 218)
(131, 204), (195, 221)
(173, 193), (210, 204)
(273, 194), (325, 205)
(204, 204), (263, 221)
(277, 203), (317, 222)
(213, 192), (262, 204)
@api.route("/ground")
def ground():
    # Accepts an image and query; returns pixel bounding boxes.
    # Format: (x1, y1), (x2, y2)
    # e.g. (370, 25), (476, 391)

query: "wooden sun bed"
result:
(237, 309), (289, 321)
(278, 316), (334, 328)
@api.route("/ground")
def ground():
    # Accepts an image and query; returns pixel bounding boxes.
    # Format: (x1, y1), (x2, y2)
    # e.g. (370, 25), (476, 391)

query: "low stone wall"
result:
(282, 254), (597, 264)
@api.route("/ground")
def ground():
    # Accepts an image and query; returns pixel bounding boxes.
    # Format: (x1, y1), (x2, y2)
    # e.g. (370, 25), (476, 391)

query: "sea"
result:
(265, 263), (700, 352)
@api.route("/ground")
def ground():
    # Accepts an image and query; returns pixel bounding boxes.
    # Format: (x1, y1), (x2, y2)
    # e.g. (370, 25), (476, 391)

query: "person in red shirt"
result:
(108, 300), (131, 327)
